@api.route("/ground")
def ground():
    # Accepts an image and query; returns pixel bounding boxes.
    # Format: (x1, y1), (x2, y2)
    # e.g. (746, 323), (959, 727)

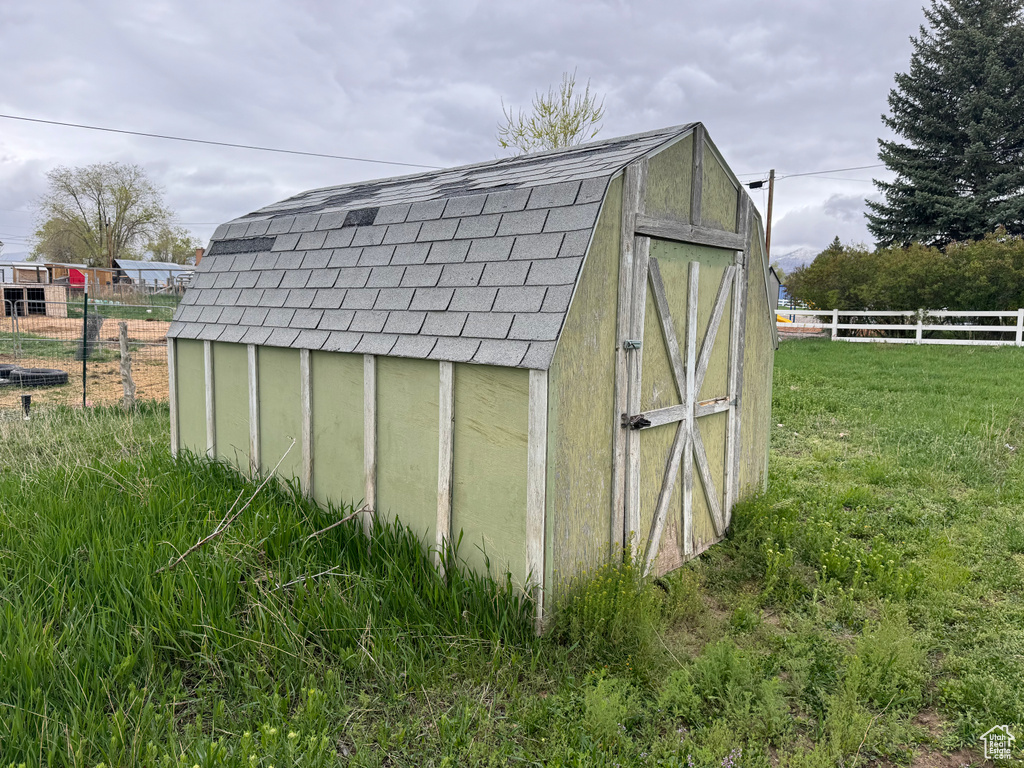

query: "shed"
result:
(167, 124), (777, 617)
(113, 259), (192, 290)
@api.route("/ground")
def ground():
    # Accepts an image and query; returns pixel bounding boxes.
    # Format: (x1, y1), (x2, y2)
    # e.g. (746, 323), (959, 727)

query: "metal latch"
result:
(621, 413), (652, 430)
(623, 339), (642, 350)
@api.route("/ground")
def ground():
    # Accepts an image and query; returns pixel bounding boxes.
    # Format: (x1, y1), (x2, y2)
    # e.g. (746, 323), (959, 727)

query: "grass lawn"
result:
(1, 340), (1022, 767)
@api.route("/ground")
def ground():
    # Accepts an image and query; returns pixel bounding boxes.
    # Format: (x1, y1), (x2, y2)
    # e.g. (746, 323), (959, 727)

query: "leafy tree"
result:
(497, 71), (605, 155)
(146, 224), (201, 265)
(866, 0), (1024, 247)
(33, 162), (183, 268)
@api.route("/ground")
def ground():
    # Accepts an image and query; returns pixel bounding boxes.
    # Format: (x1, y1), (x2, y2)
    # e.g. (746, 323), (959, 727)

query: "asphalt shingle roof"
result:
(168, 124), (695, 369)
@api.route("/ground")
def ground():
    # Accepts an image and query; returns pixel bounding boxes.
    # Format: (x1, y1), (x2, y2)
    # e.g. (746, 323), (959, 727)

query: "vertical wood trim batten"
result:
(690, 123), (706, 226)
(299, 348), (313, 493)
(527, 368), (549, 631)
(725, 193), (751, 520)
(363, 354), (377, 535)
(683, 261), (700, 557)
(435, 361), (454, 570)
(204, 339), (215, 459)
(729, 206), (754, 515)
(247, 344), (260, 477)
(612, 160), (645, 552)
(167, 339), (179, 457)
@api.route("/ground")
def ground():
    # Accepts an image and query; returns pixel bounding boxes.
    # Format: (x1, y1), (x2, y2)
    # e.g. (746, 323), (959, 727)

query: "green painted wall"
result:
(213, 342), (250, 471)
(176, 339), (206, 455)
(258, 346), (302, 480)
(700, 148), (739, 233)
(310, 351), (364, 509)
(546, 175), (622, 589)
(740, 220), (775, 495)
(645, 134), (694, 222)
(451, 364), (529, 580)
(376, 357), (439, 543)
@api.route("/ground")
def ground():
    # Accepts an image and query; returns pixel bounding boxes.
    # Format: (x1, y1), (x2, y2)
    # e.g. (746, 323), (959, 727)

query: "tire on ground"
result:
(8, 368), (70, 387)
(0, 364), (23, 380)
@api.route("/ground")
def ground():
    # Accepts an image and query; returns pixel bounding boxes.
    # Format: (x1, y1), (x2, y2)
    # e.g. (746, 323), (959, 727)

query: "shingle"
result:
(480, 261), (530, 286)
(274, 251), (304, 269)
(520, 341), (557, 369)
(316, 212), (348, 230)
(407, 199), (447, 221)
(375, 203), (411, 225)
(510, 232), (564, 261)
(483, 189), (530, 214)
(244, 220), (271, 237)
(233, 254), (257, 271)
(218, 325), (249, 344)
(307, 268), (340, 288)
(166, 321), (186, 337)
(199, 306), (223, 323)
(400, 264), (443, 287)
(273, 233), (302, 251)
(256, 271), (285, 289)
(498, 209), (547, 236)
(355, 334), (398, 355)
(195, 289), (221, 304)
(429, 337), (480, 362)
(544, 203), (601, 232)
(241, 327), (273, 345)
(265, 308), (295, 327)
(209, 255), (235, 272)
(410, 287), (454, 311)
(351, 226), (387, 247)
(383, 312), (426, 335)
(466, 237), (515, 262)
(392, 242), (430, 265)
(374, 288), (415, 310)
(198, 325), (224, 341)
(525, 257), (583, 286)
(294, 329), (330, 350)
(324, 229), (356, 249)
(357, 245), (396, 266)
(463, 312), (513, 339)
(472, 340), (528, 367)
(178, 323), (203, 340)
(234, 272), (259, 289)
(267, 217), (295, 235)
(178, 306), (202, 322)
(335, 268), (371, 288)
(383, 221), (421, 244)
(426, 241), (470, 264)
(267, 328), (301, 347)
(290, 213), (321, 233)
(422, 311), (467, 336)
(509, 313), (563, 341)
(417, 218), (459, 241)
(577, 176), (608, 204)
(241, 307), (269, 325)
(299, 250), (332, 269)
(438, 262), (484, 286)
(450, 286), (497, 312)
(280, 270), (311, 289)
(341, 288), (379, 309)
(284, 290), (315, 308)
(311, 290), (345, 309)
(211, 224), (231, 240)
(454, 214), (500, 239)
(558, 229), (592, 258)
(328, 248), (362, 268)
(494, 286), (547, 312)
(527, 181), (581, 209)
(291, 309), (323, 329)
(442, 194), (486, 218)
(238, 288), (264, 306)
(191, 272), (216, 289)
(319, 309), (355, 330)
(366, 266), (406, 288)
(257, 289), (289, 307)
(253, 253), (280, 270)
(542, 285), (573, 312)
(321, 331), (363, 353)
(219, 306), (245, 325)
(391, 334), (438, 358)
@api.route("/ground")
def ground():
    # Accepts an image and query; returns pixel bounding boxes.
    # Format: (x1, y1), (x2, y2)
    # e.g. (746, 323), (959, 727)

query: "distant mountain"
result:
(771, 247), (818, 274)
(0, 250), (31, 262)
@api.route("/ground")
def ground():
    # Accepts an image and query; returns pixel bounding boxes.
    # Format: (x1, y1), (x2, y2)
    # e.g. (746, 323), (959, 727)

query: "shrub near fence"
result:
(0, 296), (174, 410)
(777, 308), (1024, 346)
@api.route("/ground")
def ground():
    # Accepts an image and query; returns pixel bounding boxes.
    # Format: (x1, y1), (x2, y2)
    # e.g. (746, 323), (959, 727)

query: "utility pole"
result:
(747, 169), (775, 260)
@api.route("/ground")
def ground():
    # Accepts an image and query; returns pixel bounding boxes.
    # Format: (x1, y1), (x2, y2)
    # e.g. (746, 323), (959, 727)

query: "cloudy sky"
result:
(0, 0), (928, 263)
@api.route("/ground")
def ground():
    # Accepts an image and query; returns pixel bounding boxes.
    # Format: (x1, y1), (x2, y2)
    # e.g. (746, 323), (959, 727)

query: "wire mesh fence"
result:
(0, 295), (176, 411)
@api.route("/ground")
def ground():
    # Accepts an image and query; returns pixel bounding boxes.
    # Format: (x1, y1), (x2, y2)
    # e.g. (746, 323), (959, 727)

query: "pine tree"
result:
(866, 0), (1024, 247)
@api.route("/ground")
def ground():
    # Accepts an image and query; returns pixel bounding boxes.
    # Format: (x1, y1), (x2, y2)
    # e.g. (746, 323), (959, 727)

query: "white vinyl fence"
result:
(776, 308), (1024, 347)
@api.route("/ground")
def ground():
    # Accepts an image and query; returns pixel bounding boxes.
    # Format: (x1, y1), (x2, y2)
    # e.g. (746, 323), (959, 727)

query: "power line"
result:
(0, 113), (443, 170)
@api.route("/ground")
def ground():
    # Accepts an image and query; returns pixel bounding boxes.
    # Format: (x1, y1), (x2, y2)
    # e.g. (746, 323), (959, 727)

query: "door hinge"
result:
(621, 413), (652, 430)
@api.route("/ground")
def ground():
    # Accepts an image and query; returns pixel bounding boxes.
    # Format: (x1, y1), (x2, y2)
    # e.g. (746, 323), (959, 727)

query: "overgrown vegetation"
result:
(3, 340), (1023, 765)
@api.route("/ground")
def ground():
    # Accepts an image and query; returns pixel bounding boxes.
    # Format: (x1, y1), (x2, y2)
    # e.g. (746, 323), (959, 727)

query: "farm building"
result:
(167, 124), (777, 616)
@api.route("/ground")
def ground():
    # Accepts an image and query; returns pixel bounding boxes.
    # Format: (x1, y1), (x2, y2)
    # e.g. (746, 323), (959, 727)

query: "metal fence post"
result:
(1016, 308), (1023, 347)
(81, 288), (88, 408)
(831, 309), (839, 341)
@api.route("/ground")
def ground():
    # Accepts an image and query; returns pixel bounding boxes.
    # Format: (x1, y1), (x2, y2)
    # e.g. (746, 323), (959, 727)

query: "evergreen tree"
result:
(866, 0), (1024, 247)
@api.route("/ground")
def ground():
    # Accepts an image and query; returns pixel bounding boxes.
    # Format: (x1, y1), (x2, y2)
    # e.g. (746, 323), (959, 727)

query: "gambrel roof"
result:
(168, 124), (697, 369)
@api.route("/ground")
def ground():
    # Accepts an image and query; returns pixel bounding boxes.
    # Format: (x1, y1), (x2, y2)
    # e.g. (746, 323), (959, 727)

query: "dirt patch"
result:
(10, 315), (170, 344)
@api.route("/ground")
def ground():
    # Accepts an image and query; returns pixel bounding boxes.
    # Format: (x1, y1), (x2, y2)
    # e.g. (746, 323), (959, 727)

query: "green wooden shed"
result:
(167, 124), (777, 619)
